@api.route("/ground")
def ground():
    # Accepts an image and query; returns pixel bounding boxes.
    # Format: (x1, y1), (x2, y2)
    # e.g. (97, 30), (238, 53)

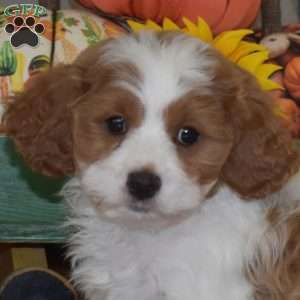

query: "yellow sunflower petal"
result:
(162, 18), (180, 31)
(182, 17), (213, 43)
(228, 41), (267, 62)
(237, 51), (269, 74)
(145, 20), (162, 31)
(257, 77), (283, 91)
(197, 17), (213, 43)
(255, 63), (283, 81)
(182, 17), (200, 38)
(213, 29), (253, 56)
(129, 18), (278, 92)
(127, 20), (147, 32)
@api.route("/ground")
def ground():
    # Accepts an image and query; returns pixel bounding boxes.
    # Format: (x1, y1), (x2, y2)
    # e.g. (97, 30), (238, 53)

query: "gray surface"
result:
(281, 0), (299, 24)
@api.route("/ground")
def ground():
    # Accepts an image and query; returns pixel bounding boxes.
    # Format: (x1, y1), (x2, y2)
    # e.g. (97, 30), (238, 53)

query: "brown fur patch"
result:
(247, 207), (300, 299)
(212, 54), (300, 199)
(4, 64), (86, 177)
(165, 92), (233, 185)
(4, 39), (142, 177)
(165, 49), (300, 198)
(72, 87), (142, 166)
(4, 32), (300, 197)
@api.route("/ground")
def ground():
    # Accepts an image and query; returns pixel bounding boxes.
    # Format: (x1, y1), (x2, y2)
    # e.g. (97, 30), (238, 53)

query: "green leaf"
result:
(64, 17), (79, 27)
(81, 28), (90, 37)
(80, 15), (101, 46)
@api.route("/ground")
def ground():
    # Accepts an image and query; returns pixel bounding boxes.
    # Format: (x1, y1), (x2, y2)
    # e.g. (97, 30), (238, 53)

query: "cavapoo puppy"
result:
(4, 31), (300, 300)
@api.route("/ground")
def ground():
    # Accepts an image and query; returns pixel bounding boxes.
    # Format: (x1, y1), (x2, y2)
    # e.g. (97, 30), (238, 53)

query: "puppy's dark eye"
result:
(106, 116), (127, 135)
(177, 127), (199, 145)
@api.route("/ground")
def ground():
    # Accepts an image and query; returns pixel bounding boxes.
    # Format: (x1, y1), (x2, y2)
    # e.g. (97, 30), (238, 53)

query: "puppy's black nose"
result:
(127, 171), (161, 201)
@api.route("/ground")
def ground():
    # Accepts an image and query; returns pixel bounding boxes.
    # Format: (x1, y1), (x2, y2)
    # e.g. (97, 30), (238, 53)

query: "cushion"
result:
(0, 7), (123, 242)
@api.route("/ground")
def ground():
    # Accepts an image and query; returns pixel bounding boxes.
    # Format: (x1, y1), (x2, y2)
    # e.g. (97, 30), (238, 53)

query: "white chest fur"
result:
(66, 183), (265, 300)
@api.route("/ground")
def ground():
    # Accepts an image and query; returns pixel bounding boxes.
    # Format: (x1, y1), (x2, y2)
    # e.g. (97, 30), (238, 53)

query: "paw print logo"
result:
(5, 16), (45, 48)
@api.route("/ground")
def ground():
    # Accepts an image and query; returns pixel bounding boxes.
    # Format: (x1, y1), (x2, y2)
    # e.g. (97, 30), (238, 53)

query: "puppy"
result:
(4, 31), (300, 300)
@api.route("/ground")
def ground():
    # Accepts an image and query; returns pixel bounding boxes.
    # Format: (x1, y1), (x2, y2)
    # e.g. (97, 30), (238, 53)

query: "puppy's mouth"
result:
(88, 194), (196, 229)
(129, 200), (153, 213)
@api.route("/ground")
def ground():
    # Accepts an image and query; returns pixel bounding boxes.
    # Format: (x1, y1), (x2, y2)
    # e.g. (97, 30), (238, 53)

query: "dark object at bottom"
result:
(0, 268), (78, 300)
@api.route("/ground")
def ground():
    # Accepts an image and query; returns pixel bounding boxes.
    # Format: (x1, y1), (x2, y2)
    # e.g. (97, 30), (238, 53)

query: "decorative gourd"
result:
(0, 42), (17, 99)
(78, 0), (261, 33)
(284, 57), (300, 101)
(28, 55), (50, 76)
(0, 42), (17, 76)
(273, 97), (300, 137)
(260, 33), (290, 59)
(268, 70), (285, 99)
(278, 24), (300, 66)
(268, 71), (300, 137)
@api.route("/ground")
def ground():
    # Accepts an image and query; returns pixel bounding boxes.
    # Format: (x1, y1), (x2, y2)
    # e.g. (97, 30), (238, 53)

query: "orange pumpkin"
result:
(273, 97), (300, 137)
(284, 57), (300, 101)
(268, 70), (285, 99)
(78, 0), (260, 33)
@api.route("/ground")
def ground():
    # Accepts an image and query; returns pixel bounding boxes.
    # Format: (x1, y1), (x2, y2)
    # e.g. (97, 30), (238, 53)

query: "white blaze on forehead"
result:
(81, 31), (217, 216)
(100, 31), (216, 113)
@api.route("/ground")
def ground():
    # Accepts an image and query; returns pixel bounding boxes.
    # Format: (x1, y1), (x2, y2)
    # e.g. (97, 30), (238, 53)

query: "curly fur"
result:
(3, 32), (300, 300)
(247, 206), (300, 299)
(4, 65), (86, 176)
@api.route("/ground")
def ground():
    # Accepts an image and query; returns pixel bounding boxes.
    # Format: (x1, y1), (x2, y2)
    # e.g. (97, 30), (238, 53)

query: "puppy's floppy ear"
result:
(4, 64), (87, 177)
(221, 66), (300, 199)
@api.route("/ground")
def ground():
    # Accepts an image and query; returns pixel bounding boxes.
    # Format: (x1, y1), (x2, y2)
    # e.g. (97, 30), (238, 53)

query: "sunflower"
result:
(128, 18), (282, 91)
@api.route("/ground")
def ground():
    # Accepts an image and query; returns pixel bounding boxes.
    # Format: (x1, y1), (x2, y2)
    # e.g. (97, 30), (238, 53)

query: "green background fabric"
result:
(0, 137), (67, 242)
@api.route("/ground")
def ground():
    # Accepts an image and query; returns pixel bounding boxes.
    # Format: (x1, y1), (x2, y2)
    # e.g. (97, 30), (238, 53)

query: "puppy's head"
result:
(5, 32), (300, 224)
